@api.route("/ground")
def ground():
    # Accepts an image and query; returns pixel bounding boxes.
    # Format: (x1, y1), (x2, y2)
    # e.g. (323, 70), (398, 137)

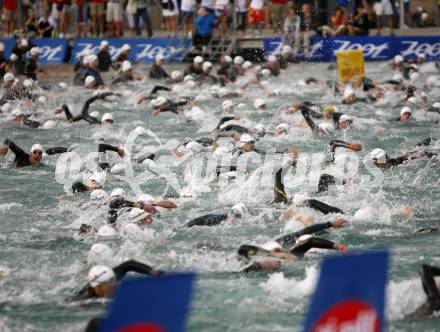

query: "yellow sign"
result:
(336, 50), (365, 83)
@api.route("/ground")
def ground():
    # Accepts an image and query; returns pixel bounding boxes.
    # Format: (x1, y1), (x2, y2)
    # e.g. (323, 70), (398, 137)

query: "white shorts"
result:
(126, 13), (135, 28)
(163, 0), (179, 17)
(374, 0), (393, 16)
(106, 2), (123, 22)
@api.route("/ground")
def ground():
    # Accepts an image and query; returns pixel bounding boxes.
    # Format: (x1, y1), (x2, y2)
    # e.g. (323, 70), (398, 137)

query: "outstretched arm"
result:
(300, 106), (319, 133)
(304, 199), (344, 214)
(113, 260), (164, 280)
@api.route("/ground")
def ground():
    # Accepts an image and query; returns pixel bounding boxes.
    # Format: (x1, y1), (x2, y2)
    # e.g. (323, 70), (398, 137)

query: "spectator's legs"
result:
(139, 8), (153, 37)
(106, 3), (113, 36)
(303, 30), (316, 57)
(293, 32), (302, 56)
(376, 14), (382, 35)
(99, 4), (105, 36)
(90, 4), (98, 36)
(386, 14), (393, 35)
(116, 4), (123, 37)
(134, 9), (141, 36)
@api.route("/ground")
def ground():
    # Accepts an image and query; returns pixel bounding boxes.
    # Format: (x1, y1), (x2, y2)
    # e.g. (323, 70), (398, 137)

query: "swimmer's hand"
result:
(348, 143), (362, 152)
(153, 200), (177, 209)
(331, 218), (347, 228)
(136, 96), (145, 104)
(142, 204), (157, 214)
(234, 115), (241, 120)
(152, 108), (161, 115)
(0, 145), (9, 157)
(117, 147), (125, 158)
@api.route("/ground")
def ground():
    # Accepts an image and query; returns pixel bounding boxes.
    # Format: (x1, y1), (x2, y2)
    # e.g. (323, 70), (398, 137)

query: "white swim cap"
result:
(339, 114), (353, 123)
(155, 96), (167, 106)
(90, 189), (108, 201)
(218, 87), (230, 98)
(254, 98), (266, 109)
(11, 108), (23, 117)
(202, 61), (213, 72)
(370, 148), (387, 163)
(277, 123), (289, 133)
(31, 144), (43, 153)
(121, 43), (131, 52)
(406, 96), (417, 105)
(417, 53), (426, 60)
(224, 55), (232, 63)
(87, 243), (114, 265)
(30, 47), (39, 55)
(254, 123), (265, 133)
(343, 87), (355, 99)
(433, 102), (440, 108)
(262, 240), (282, 251)
(20, 38), (28, 47)
(10, 53), (18, 61)
(155, 54), (164, 62)
(85, 76), (95, 85)
(42, 120), (56, 129)
(37, 96), (47, 104)
(394, 55), (404, 63)
(234, 56), (244, 65)
(90, 111), (100, 118)
(97, 225), (117, 238)
(392, 73), (403, 81)
(231, 202), (247, 216)
(426, 76), (438, 86)
(240, 134), (255, 144)
(410, 72), (420, 82)
(88, 265), (115, 287)
(318, 122), (335, 135)
(353, 207), (375, 222)
(222, 100), (234, 110)
(100, 40), (109, 49)
(186, 141), (202, 153)
(59, 82), (68, 90)
(171, 70), (182, 80)
(101, 113), (113, 122)
(292, 192), (310, 205)
(268, 55), (277, 62)
(213, 145), (231, 158)
(121, 60), (132, 72)
(282, 45), (292, 53)
(110, 188), (125, 198)
(193, 56), (203, 64)
(400, 106), (412, 115)
(23, 78), (33, 88)
(4, 72), (14, 82)
(1, 102), (12, 113)
(242, 61), (252, 69)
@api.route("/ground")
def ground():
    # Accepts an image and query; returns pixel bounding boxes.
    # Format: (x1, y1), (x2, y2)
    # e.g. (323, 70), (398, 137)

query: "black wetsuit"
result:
(407, 265), (440, 318)
(108, 197), (141, 224)
(97, 50), (112, 72)
(67, 260), (163, 302)
(184, 64), (203, 77)
(149, 64), (169, 79)
(98, 143), (120, 170)
(3, 139), (67, 168)
(24, 58), (38, 80)
(187, 213), (228, 227)
(301, 106), (320, 134)
(157, 99), (188, 114)
(59, 92), (113, 124)
(110, 73), (134, 85)
(215, 116), (237, 130)
(273, 162), (343, 215)
(217, 63), (231, 76)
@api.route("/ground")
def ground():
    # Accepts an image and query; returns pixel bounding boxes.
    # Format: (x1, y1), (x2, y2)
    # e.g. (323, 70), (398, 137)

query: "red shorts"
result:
(248, 8), (264, 24)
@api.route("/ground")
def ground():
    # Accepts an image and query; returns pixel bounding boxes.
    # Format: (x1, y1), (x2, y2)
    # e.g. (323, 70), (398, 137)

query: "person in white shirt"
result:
(374, 0), (394, 36)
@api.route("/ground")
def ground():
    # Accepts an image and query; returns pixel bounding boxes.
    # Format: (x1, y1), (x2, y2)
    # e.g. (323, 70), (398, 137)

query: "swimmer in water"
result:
(369, 148), (436, 169)
(54, 92), (117, 124)
(186, 203), (246, 227)
(67, 260), (164, 302)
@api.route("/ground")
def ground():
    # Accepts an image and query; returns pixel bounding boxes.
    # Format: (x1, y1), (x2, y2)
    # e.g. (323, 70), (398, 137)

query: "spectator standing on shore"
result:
(248, 0), (265, 36)
(294, 4), (318, 57)
(180, 0), (196, 38)
(90, 0), (105, 36)
(24, 8), (38, 37)
(373, 0), (394, 35)
(162, 0), (179, 37)
(194, 8), (216, 52)
(134, 0), (154, 37)
(74, 0), (88, 37)
(215, 0), (229, 38)
(125, 0), (137, 37)
(270, 0), (288, 34)
(236, 0), (248, 36)
(283, 6), (300, 47)
(98, 40), (112, 72)
(38, 10), (56, 38)
(3, 0), (18, 37)
(107, 0), (123, 37)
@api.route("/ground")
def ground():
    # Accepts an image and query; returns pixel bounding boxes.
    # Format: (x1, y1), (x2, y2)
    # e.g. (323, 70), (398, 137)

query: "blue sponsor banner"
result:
(101, 273), (194, 332)
(303, 251), (389, 332)
(71, 38), (191, 64)
(0, 38), (68, 64)
(264, 36), (440, 62)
